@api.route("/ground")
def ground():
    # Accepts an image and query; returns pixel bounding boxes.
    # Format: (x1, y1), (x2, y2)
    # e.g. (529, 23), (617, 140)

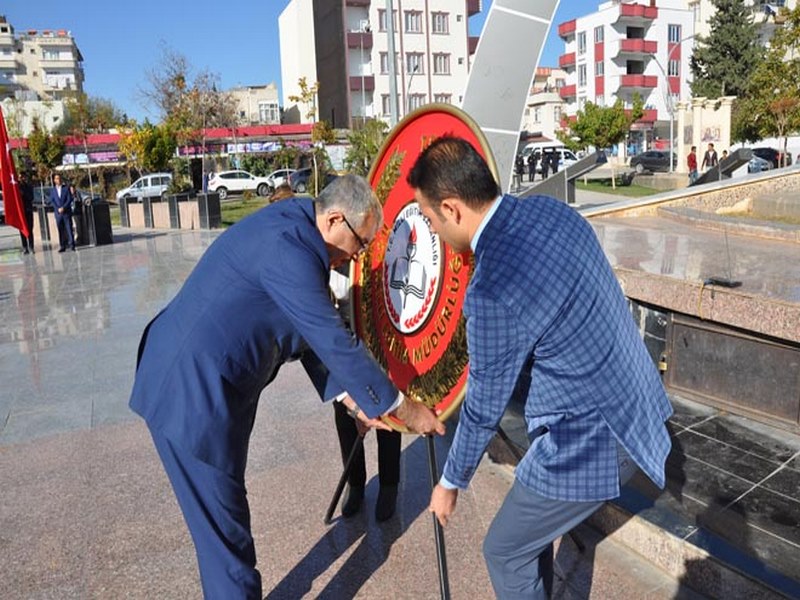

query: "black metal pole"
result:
(324, 434), (364, 525)
(426, 435), (451, 600)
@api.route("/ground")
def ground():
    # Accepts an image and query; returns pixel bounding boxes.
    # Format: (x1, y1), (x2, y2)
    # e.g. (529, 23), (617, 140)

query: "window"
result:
(594, 26), (604, 43)
(595, 61), (604, 76)
(432, 12), (449, 34)
(554, 106), (562, 123)
(378, 9), (397, 32)
(596, 95), (605, 106)
(406, 52), (424, 75)
(578, 31), (586, 55)
(434, 94), (452, 104)
(382, 94), (399, 115)
(42, 49), (59, 60)
(668, 24), (681, 43)
(433, 53), (450, 75)
(533, 107), (541, 123)
(380, 52), (399, 74)
(405, 10), (422, 33)
(258, 101), (279, 123)
(578, 64), (587, 87)
(409, 93), (426, 110)
(668, 59), (680, 77)
(458, 57), (464, 65)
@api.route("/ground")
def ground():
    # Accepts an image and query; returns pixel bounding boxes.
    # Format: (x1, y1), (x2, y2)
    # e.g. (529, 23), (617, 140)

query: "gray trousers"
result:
(483, 446), (637, 599)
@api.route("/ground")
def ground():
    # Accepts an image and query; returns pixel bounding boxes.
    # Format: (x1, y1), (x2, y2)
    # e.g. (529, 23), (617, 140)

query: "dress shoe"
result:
(375, 484), (398, 522)
(58, 248), (66, 253)
(71, 247), (77, 252)
(341, 485), (364, 517)
(22, 248), (29, 255)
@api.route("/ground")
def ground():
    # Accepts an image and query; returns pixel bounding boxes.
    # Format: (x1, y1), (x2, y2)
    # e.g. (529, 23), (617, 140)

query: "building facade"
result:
(520, 67), (568, 142)
(688, 0), (797, 44)
(279, 0), (481, 128)
(557, 0), (695, 150)
(229, 84), (281, 126)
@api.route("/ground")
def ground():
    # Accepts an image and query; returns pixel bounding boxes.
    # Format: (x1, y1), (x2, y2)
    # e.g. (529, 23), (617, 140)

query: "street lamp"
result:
(406, 64), (419, 116)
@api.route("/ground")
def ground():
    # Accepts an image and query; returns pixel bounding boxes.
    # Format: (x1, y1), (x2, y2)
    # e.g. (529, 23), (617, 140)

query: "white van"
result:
(116, 173), (173, 202)
(524, 147), (580, 173)
(520, 141), (564, 159)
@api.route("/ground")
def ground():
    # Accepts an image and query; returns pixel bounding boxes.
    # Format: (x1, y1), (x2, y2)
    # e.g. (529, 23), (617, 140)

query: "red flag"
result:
(0, 105), (29, 238)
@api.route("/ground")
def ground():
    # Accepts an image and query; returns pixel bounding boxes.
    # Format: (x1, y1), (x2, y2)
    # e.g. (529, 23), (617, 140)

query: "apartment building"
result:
(0, 16), (84, 135)
(229, 83), (281, 126)
(279, 0), (481, 128)
(688, 0), (797, 43)
(557, 0), (694, 146)
(520, 68), (568, 142)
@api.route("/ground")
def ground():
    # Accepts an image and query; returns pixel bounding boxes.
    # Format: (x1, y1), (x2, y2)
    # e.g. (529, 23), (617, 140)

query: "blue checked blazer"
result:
(442, 195), (672, 502)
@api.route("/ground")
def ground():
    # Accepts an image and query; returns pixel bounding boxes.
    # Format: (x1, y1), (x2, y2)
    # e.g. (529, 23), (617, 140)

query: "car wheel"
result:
(217, 187), (228, 200)
(257, 183), (269, 197)
(635, 163), (644, 174)
(296, 182), (307, 193)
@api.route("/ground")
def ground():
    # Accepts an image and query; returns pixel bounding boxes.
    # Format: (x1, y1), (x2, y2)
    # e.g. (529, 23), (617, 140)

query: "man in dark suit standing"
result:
(130, 174), (444, 599)
(527, 152), (537, 182)
(18, 172), (35, 254)
(49, 173), (75, 252)
(408, 137), (672, 599)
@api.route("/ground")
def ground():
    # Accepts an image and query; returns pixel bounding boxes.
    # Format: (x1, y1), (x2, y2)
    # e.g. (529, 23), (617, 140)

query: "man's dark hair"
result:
(407, 136), (499, 210)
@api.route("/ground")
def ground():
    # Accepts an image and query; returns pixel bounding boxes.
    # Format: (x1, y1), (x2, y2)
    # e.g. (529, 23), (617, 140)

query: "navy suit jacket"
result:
(50, 185), (73, 213)
(442, 195), (673, 502)
(129, 197), (397, 476)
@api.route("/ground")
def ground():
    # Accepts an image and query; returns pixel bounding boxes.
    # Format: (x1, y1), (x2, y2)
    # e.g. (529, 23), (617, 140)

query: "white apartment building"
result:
(520, 68), (568, 142)
(279, 0), (481, 128)
(229, 83), (281, 126)
(557, 0), (694, 147)
(688, 0), (796, 43)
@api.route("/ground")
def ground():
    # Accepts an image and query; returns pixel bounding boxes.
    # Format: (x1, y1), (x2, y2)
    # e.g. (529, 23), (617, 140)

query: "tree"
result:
(288, 77), (320, 122)
(690, 0), (764, 98)
(312, 120), (336, 145)
(345, 119), (388, 176)
(559, 95), (643, 188)
(732, 4), (800, 163)
(118, 122), (176, 177)
(27, 118), (65, 183)
(55, 93), (127, 136)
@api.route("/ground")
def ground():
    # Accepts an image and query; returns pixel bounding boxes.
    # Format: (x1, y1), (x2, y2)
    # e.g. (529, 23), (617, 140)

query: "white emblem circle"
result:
(383, 203), (442, 334)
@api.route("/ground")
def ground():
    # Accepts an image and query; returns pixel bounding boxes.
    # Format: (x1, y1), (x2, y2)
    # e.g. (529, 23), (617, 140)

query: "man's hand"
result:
(341, 395), (393, 433)
(429, 484), (458, 527)
(393, 398), (445, 435)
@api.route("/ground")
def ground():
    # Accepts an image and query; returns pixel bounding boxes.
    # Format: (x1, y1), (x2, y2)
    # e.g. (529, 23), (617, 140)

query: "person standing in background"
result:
(687, 146), (699, 185)
(18, 172), (35, 254)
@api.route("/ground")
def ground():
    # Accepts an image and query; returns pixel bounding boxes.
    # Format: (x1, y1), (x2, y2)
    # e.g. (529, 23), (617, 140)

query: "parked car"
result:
(208, 170), (272, 200)
(115, 173), (173, 202)
(289, 168), (339, 194)
(747, 154), (773, 174)
(751, 147), (793, 169)
(264, 168), (296, 190)
(534, 148), (579, 173)
(629, 150), (677, 173)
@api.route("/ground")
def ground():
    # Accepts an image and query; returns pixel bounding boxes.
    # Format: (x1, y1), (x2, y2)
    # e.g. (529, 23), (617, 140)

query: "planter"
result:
(143, 195), (171, 228)
(196, 192), (221, 229)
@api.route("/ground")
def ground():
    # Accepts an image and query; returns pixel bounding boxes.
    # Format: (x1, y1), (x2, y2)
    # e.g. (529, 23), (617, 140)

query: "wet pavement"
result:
(0, 216), (796, 598)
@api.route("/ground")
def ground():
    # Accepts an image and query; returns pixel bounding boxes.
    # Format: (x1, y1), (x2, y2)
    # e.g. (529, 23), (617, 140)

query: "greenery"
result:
(312, 120), (336, 145)
(576, 179), (659, 197)
(54, 93), (128, 137)
(690, 0), (763, 98)
(239, 154), (272, 176)
(732, 4), (800, 160)
(220, 197), (271, 227)
(288, 77), (320, 122)
(345, 119), (388, 176)
(27, 118), (65, 182)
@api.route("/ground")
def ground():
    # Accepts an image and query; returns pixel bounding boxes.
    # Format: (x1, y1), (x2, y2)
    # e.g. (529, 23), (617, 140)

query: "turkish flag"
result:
(0, 105), (29, 238)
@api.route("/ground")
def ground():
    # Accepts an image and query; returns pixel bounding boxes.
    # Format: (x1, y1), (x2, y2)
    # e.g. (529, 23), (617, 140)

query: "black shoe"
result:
(342, 485), (364, 518)
(22, 248), (29, 255)
(58, 248), (66, 253)
(375, 484), (398, 522)
(71, 247), (76, 252)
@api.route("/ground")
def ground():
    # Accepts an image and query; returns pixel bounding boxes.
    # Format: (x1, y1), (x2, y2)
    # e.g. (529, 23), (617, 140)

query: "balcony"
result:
(347, 31), (373, 49)
(558, 19), (576, 39)
(349, 75), (375, 92)
(467, 0), (481, 17)
(617, 39), (658, 57)
(559, 52), (576, 69)
(617, 3), (658, 24)
(619, 74), (657, 89)
(559, 84), (577, 100)
(468, 36), (479, 55)
(626, 108), (658, 122)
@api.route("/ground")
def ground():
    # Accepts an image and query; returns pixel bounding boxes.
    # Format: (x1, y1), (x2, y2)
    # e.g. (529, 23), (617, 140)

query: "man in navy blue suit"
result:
(130, 174), (444, 599)
(409, 137), (672, 599)
(49, 173), (75, 252)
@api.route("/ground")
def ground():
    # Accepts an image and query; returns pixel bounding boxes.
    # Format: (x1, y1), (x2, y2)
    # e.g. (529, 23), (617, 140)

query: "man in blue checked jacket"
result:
(409, 137), (672, 599)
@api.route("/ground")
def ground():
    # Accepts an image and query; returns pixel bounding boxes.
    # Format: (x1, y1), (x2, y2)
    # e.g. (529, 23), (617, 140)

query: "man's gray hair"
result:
(315, 174), (382, 230)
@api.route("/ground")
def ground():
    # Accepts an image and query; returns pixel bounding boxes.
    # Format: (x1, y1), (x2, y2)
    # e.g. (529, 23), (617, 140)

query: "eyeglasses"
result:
(342, 215), (369, 252)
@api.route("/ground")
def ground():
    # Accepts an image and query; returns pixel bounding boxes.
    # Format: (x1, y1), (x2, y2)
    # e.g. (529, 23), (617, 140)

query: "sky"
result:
(5, 0), (594, 123)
